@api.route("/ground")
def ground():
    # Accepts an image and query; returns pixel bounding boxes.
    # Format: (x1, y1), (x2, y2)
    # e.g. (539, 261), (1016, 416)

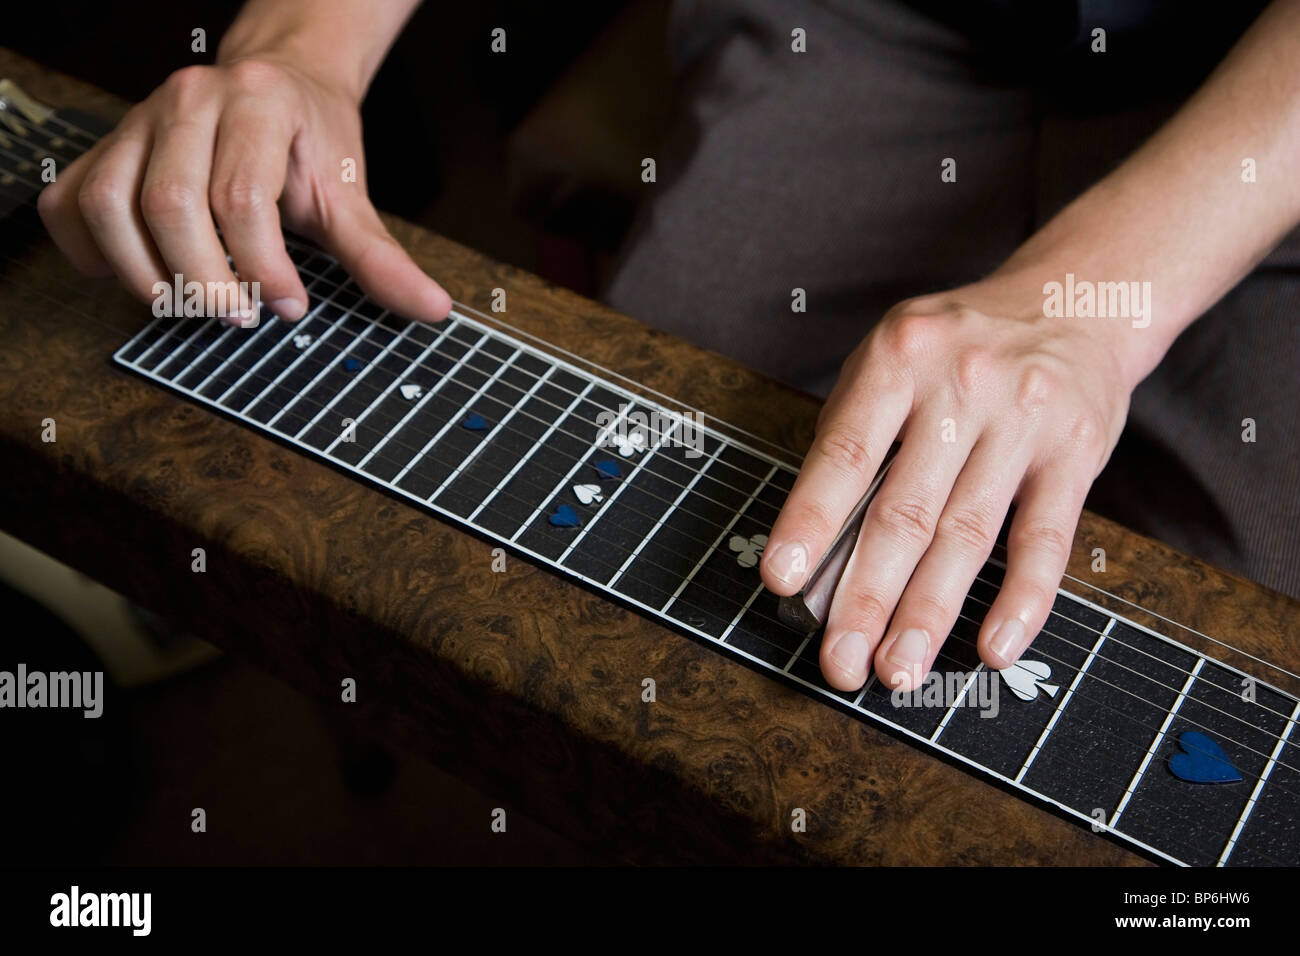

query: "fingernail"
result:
(990, 618), (1026, 664)
(886, 627), (930, 676)
(270, 297), (306, 321)
(826, 630), (869, 680)
(765, 541), (810, 588)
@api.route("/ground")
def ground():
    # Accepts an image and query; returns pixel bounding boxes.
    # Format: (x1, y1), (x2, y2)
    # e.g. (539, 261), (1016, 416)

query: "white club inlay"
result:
(728, 533), (768, 568)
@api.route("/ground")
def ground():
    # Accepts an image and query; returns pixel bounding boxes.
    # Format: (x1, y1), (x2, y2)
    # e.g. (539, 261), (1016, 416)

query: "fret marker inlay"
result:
(106, 232), (1300, 870)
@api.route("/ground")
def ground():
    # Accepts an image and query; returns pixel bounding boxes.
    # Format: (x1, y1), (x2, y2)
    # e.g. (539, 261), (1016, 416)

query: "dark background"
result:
(4, 0), (675, 866)
(11, 0), (675, 296)
(2, 0), (1272, 866)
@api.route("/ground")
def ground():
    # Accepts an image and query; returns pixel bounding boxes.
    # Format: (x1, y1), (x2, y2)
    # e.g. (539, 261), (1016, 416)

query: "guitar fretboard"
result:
(112, 239), (1300, 868)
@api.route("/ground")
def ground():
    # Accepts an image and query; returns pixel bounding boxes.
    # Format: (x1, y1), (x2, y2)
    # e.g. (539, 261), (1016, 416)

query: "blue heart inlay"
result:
(462, 413), (489, 431)
(343, 357), (363, 372)
(548, 504), (581, 528)
(594, 459), (622, 479)
(1169, 730), (1242, 784)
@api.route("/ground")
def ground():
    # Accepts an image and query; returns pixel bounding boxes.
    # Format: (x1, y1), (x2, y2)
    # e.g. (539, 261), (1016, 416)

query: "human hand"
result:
(38, 55), (450, 323)
(760, 280), (1134, 692)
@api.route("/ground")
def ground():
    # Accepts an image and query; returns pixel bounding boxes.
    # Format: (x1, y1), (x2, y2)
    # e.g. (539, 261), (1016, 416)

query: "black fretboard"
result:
(112, 238), (1300, 868)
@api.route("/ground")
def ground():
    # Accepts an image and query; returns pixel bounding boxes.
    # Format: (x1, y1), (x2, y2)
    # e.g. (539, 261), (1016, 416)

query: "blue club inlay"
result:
(594, 459), (622, 480)
(462, 413), (489, 431)
(1169, 730), (1242, 784)
(343, 357), (363, 372)
(548, 504), (581, 528)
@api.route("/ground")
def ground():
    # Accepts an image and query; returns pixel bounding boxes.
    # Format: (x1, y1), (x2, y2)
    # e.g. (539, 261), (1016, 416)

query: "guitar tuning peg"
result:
(0, 79), (56, 136)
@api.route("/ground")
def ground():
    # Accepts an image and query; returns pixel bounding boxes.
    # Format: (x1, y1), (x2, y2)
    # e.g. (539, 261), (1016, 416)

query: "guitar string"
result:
(0, 127), (800, 478)
(7, 120), (1300, 817)
(10, 254), (1300, 811)
(29, 90), (1300, 865)
(5, 218), (1294, 868)
(5, 125), (1299, 706)
(3, 177), (1298, 759)
(13, 111), (808, 469)
(215, 244), (1300, 731)
(1052, 560), (1300, 686)
(0, 186), (796, 526)
(17, 105), (1300, 705)
(105, 264), (1300, 739)
(953, 585), (1300, 779)
(3, 177), (1297, 757)
(985, 539), (1300, 720)
(15, 121), (1299, 708)
(923, 619), (1300, 863)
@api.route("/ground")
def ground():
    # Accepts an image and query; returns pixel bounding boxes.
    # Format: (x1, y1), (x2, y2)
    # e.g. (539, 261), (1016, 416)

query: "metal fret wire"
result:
(2, 144), (1299, 723)
(2, 124), (805, 481)
(6, 108), (1300, 863)
(4, 151), (1300, 787)
(106, 283), (1300, 853)
(3, 153), (1298, 778)
(15, 114), (808, 469)
(5, 226), (1284, 866)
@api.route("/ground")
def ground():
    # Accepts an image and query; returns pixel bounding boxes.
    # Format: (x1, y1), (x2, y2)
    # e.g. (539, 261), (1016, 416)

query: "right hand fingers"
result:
(759, 340), (912, 598)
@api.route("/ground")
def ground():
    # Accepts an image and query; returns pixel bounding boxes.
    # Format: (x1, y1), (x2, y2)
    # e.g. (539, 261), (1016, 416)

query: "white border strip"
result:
(115, 309), (1300, 869)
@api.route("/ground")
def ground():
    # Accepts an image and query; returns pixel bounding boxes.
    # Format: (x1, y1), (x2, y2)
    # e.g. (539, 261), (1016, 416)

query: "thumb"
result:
(323, 199), (452, 322)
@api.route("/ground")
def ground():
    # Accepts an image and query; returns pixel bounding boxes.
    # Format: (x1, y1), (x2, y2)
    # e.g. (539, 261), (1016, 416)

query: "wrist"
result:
(216, 14), (370, 105)
(957, 270), (1166, 394)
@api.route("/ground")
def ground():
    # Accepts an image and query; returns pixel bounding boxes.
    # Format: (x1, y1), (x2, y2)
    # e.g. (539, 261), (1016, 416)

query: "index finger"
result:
(760, 347), (912, 596)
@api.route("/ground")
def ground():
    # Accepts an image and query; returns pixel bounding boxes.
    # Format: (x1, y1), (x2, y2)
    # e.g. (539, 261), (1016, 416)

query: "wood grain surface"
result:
(2, 47), (1296, 865)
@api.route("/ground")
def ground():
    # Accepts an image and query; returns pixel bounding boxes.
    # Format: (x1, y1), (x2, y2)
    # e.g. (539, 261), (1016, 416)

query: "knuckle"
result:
(36, 182), (63, 219)
(813, 422), (876, 477)
(886, 312), (937, 360)
(873, 494), (937, 544)
(163, 65), (210, 101)
(955, 346), (992, 395)
(1009, 577), (1059, 616)
(936, 503), (998, 553)
(1015, 363), (1061, 413)
(905, 590), (951, 625)
(839, 585), (892, 634)
(77, 176), (130, 224)
(1066, 412), (1102, 451)
(226, 58), (286, 92)
(785, 499), (837, 547)
(211, 178), (269, 220)
(1010, 518), (1072, 558)
(141, 179), (202, 222)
